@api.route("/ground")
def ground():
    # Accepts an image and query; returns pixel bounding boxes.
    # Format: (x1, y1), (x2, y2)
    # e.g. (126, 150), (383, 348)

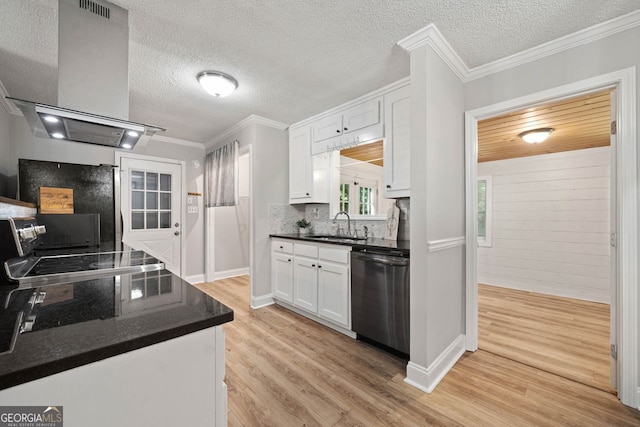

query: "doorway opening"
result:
(465, 68), (638, 408)
(475, 90), (614, 392)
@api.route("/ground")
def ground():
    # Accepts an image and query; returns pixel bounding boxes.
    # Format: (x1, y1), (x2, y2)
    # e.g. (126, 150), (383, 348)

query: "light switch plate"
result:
(187, 196), (194, 205)
(188, 206), (198, 214)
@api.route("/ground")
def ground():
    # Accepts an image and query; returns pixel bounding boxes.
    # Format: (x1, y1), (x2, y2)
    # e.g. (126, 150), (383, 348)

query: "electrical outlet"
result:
(188, 206), (198, 214)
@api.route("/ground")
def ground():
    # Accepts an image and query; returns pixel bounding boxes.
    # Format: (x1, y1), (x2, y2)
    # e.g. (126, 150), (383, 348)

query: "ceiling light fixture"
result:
(197, 71), (238, 98)
(518, 128), (554, 144)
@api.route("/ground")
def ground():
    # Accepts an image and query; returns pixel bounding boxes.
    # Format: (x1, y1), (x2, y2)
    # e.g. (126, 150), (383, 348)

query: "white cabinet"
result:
(383, 85), (411, 198)
(289, 126), (313, 202)
(311, 97), (382, 155)
(316, 246), (350, 328)
(271, 239), (351, 330)
(289, 126), (330, 204)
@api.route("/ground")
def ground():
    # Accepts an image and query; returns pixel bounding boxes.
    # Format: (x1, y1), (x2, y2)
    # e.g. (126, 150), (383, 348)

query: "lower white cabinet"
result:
(271, 239), (351, 330)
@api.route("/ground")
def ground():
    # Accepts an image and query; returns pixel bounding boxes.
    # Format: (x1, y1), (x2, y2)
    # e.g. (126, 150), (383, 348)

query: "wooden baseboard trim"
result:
(405, 334), (466, 393)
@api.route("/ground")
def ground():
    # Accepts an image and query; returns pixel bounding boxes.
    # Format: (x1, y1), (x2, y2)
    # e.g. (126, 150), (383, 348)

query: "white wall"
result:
(211, 152), (250, 276)
(207, 122), (288, 306)
(407, 41), (466, 391)
(478, 147), (611, 303)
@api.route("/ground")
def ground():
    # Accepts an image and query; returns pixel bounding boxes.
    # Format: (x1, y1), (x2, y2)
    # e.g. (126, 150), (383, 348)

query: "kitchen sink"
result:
(306, 235), (367, 243)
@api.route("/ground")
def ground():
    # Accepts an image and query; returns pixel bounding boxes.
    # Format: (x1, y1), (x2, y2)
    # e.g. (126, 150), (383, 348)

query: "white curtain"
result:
(205, 140), (238, 207)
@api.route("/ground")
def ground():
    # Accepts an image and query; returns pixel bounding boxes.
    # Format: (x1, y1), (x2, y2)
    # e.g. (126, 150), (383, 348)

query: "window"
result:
(477, 176), (492, 247)
(131, 170), (172, 230)
(339, 175), (378, 216)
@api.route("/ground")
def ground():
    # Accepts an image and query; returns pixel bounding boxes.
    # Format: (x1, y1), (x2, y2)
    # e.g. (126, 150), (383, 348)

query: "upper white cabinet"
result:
(311, 97), (383, 155)
(383, 85), (411, 198)
(289, 126), (313, 202)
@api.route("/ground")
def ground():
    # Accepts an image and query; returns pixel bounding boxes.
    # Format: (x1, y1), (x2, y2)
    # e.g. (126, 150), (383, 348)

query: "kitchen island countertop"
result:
(0, 269), (233, 390)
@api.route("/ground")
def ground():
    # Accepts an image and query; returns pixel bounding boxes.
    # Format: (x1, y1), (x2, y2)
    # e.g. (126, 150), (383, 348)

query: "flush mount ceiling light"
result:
(518, 128), (554, 144)
(197, 71), (238, 98)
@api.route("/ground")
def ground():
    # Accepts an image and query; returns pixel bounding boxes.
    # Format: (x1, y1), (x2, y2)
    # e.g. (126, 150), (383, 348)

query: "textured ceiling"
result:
(0, 0), (638, 143)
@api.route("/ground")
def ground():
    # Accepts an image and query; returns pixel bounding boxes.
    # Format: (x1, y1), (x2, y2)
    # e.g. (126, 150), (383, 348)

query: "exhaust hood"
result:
(7, 0), (165, 149)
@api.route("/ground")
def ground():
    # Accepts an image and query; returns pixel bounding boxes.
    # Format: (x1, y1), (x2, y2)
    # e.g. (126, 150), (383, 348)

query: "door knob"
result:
(174, 231), (180, 236)
(175, 222), (180, 227)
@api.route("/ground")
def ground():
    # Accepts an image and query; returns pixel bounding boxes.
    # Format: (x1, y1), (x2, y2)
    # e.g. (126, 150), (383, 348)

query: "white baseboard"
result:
(274, 299), (356, 338)
(184, 274), (206, 285)
(404, 334), (466, 393)
(636, 387), (640, 411)
(211, 267), (250, 281)
(250, 294), (274, 309)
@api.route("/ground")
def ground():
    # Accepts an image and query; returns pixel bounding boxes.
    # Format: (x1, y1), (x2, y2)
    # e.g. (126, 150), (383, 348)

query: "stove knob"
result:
(19, 227), (37, 241)
(34, 225), (47, 235)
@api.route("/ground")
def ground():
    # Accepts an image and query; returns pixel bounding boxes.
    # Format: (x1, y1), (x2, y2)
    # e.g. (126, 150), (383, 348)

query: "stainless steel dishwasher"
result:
(351, 247), (410, 355)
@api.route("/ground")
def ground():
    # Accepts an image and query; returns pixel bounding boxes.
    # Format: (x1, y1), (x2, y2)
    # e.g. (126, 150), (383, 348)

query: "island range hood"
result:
(7, 0), (165, 149)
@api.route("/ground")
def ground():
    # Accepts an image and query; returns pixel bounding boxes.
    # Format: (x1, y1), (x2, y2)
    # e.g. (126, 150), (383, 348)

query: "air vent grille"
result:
(78, 0), (110, 19)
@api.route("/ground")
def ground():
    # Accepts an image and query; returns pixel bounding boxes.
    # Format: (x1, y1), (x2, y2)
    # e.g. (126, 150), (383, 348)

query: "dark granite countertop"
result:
(0, 269), (233, 390)
(270, 234), (410, 254)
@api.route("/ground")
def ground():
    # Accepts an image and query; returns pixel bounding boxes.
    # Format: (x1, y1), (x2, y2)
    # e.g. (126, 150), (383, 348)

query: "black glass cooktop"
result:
(5, 250), (165, 287)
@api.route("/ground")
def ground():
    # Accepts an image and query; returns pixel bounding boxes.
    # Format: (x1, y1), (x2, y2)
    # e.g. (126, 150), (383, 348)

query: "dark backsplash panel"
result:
(18, 159), (115, 243)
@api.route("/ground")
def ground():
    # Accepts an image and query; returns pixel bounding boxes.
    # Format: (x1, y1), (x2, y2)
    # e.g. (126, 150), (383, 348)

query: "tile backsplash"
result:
(269, 198), (410, 240)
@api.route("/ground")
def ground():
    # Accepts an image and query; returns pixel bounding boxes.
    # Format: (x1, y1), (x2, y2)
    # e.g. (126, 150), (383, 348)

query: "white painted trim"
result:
(636, 387), (640, 411)
(207, 115), (288, 148)
(427, 236), (465, 252)
(114, 151), (187, 279)
(289, 77), (410, 130)
(0, 81), (21, 115)
(151, 134), (205, 149)
(466, 10), (640, 81)
(274, 299), (357, 338)
(211, 267), (250, 281)
(464, 67), (637, 408)
(184, 274), (205, 285)
(397, 24), (468, 81)
(250, 294), (275, 309)
(396, 11), (640, 83)
(404, 334), (465, 393)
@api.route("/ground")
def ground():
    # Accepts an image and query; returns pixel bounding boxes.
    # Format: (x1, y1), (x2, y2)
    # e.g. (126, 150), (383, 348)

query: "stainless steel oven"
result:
(351, 247), (410, 355)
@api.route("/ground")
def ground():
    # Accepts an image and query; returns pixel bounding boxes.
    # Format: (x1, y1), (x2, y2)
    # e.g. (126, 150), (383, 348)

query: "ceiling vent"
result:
(79, 0), (111, 19)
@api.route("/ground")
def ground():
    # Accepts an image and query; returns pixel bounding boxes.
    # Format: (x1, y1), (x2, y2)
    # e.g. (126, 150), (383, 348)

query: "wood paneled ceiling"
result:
(478, 90), (612, 163)
(340, 140), (384, 167)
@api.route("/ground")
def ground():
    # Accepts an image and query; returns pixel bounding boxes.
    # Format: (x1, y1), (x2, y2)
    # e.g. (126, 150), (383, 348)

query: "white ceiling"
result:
(0, 0), (638, 144)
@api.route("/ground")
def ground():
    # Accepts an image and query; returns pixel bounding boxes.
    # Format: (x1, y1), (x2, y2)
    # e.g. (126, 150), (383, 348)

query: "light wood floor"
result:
(197, 276), (640, 426)
(478, 284), (613, 393)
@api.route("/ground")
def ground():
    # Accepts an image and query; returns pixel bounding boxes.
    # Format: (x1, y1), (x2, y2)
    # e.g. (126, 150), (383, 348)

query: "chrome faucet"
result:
(333, 211), (351, 236)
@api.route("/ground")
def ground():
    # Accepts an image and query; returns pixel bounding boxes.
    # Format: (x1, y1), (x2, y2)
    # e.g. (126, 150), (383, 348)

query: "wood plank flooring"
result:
(197, 276), (640, 426)
(478, 283), (612, 393)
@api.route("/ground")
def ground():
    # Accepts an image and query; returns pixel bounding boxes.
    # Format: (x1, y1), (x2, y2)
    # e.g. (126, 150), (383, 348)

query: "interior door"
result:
(120, 157), (182, 276)
(609, 89), (618, 390)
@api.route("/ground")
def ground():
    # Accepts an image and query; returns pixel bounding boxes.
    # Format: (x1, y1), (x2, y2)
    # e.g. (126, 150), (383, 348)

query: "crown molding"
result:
(397, 24), (468, 82)
(151, 134), (205, 149)
(398, 10), (640, 83)
(0, 80), (22, 115)
(466, 9), (640, 81)
(207, 114), (288, 148)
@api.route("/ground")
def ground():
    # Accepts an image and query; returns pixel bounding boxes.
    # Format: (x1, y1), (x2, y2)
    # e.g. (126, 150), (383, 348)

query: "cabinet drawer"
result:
(319, 247), (350, 264)
(295, 243), (319, 258)
(272, 240), (294, 254)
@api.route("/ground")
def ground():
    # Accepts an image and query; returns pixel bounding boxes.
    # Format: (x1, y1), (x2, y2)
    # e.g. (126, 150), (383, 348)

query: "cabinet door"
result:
(342, 98), (381, 135)
(289, 126), (313, 203)
(313, 113), (343, 143)
(272, 252), (294, 303)
(293, 257), (318, 314)
(383, 86), (410, 198)
(317, 261), (350, 328)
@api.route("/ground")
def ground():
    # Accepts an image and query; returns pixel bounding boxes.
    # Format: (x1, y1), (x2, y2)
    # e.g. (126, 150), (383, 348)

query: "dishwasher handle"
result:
(352, 252), (409, 267)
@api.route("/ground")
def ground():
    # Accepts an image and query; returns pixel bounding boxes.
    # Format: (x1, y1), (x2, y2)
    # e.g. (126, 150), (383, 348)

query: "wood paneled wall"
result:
(477, 147), (610, 303)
